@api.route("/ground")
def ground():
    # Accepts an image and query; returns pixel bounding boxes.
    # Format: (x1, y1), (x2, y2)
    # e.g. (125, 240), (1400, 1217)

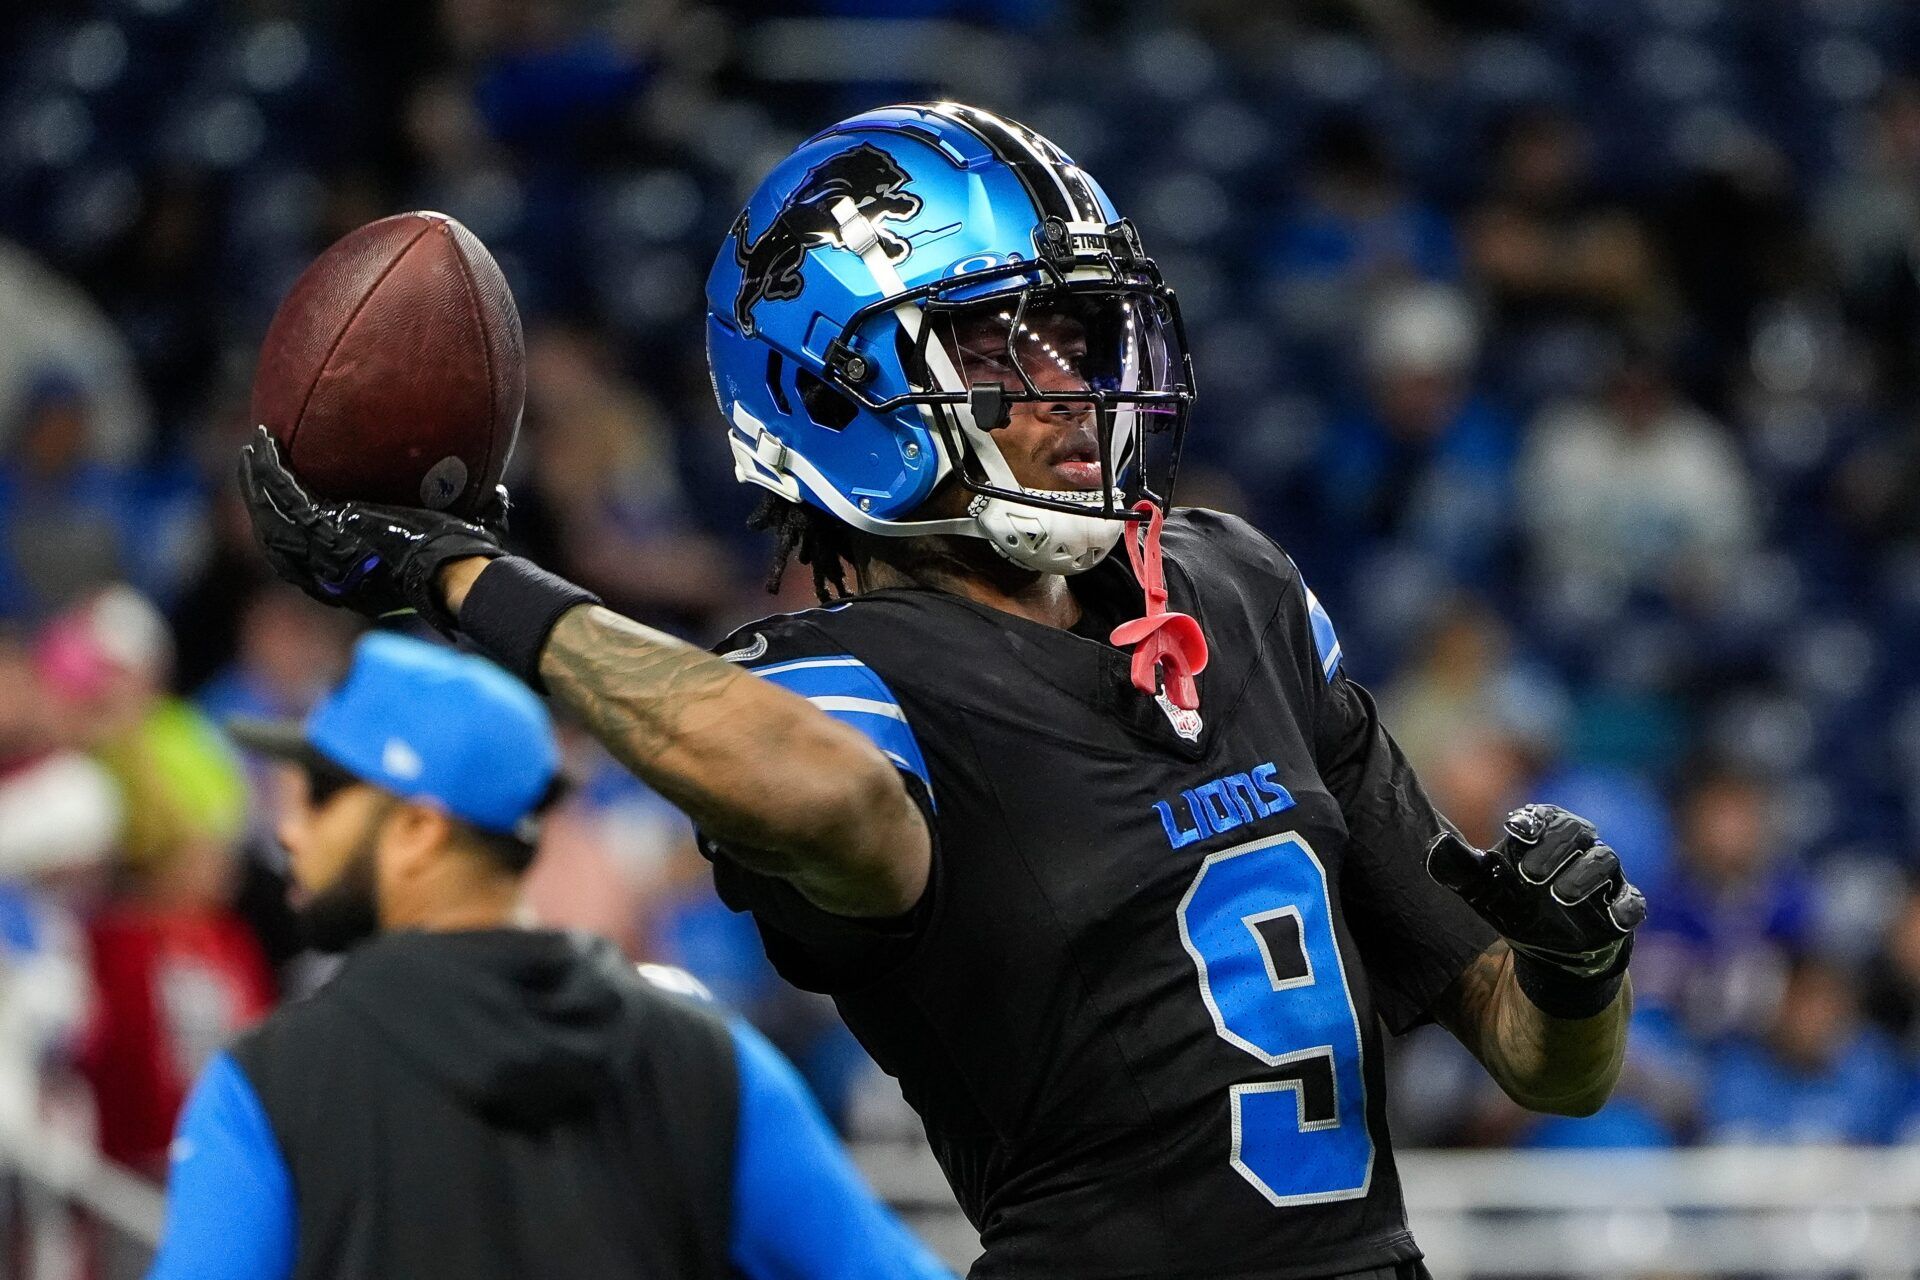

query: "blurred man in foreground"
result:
(148, 631), (950, 1280)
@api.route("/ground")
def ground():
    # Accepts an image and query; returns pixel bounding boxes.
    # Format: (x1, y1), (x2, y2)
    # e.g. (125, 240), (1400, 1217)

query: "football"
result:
(250, 211), (524, 516)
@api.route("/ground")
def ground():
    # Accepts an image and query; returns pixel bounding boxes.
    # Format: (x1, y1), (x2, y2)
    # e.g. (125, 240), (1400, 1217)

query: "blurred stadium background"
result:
(3, 0), (1920, 1275)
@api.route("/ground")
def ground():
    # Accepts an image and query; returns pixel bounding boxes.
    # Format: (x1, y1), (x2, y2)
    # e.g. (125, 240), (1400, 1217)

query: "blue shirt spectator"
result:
(1266, 120), (1460, 288)
(1703, 957), (1909, 1145)
(1630, 768), (1811, 1037)
(0, 371), (203, 620)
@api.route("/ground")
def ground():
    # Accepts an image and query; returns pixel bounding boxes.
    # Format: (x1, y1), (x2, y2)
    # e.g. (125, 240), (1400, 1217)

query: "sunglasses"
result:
(304, 761), (365, 807)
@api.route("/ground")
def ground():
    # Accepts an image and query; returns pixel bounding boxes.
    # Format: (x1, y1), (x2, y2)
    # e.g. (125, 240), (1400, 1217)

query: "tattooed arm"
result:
(443, 560), (930, 917)
(1431, 940), (1631, 1117)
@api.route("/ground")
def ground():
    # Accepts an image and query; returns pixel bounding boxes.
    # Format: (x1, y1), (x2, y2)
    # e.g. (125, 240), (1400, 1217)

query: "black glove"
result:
(1429, 804), (1647, 1006)
(237, 426), (505, 633)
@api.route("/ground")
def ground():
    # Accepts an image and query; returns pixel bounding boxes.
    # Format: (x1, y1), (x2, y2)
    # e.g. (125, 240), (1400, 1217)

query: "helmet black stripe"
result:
(1057, 164), (1105, 223)
(925, 102), (1088, 225)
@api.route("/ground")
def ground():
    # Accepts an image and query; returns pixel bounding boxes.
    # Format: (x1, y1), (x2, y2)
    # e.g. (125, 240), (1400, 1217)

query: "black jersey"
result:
(702, 509), (1495, 1280)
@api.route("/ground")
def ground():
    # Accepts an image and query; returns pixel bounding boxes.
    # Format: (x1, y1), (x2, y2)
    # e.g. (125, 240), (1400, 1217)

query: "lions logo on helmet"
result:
(730, 143), (923, 338)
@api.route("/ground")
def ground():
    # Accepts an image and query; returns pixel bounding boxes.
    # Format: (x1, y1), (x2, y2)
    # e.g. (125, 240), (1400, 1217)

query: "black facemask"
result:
(293, 812), (383, 954)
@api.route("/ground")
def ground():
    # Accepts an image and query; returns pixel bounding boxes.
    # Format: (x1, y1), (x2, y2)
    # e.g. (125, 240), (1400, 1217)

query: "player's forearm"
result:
(1437, 941), (1631, 1118)
(445, 556), (865, 852)
(534, 603), (925, 914)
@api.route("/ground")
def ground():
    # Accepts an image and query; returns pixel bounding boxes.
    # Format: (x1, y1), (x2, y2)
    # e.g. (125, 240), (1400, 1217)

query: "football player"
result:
(241, 103), (1647, 1280)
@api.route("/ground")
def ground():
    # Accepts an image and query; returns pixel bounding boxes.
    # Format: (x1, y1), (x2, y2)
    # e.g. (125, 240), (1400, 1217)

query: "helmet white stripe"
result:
(826, 196), (1026, 495)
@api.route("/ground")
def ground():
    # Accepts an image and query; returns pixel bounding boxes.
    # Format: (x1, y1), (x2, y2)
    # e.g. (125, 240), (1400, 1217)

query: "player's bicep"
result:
(695, 637), (933, 919)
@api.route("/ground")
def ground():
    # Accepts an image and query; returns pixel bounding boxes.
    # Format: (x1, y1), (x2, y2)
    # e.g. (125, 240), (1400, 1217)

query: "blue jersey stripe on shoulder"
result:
(1304, 585), (1342, 682)
(748, 655), (932, 796)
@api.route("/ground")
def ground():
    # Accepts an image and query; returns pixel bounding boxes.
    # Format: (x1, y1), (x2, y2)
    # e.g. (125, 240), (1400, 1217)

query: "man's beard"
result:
(294, 828), (381, 953)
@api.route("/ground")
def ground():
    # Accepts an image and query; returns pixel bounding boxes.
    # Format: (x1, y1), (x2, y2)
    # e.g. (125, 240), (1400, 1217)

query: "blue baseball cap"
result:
(230, 633), (560, 838)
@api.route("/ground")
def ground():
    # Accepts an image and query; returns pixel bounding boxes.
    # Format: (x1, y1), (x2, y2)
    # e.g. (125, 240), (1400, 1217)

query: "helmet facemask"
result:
(826, 235), (1194, 574)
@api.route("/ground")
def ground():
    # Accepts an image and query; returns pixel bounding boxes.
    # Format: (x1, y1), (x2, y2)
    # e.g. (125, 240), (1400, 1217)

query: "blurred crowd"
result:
(3, 0), (1920, 1185)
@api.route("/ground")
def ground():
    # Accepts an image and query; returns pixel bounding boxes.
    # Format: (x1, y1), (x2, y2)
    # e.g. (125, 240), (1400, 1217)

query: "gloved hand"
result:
(237, 426), (505, 633)
(1428, 804), (1647, 981)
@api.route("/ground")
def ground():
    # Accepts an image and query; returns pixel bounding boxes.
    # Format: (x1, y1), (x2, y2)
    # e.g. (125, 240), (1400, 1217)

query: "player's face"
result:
(948, 305), (1103, 492)
(273, 763), (389, 951)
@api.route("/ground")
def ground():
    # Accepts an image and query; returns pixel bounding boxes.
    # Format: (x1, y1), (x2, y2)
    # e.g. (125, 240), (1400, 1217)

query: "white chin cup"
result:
(969, 491), (1124, 574)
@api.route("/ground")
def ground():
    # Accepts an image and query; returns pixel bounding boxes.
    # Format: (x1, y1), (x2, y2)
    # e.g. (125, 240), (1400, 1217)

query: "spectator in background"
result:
(1517, 342), (1757, 605)
(1317, 285), (1517, 583)
(168, 392), (301, 694)
(510, 327), (737, 629)
(0, 238), (151, 466)
(1860, 880), (1920, 1059)
(1818, 79), (1920, 291)
(0, 636), (120, 1137)
(1419, 726), (1533, 852)
(520, 724), (695, 958)
(1270, 115), (1459, 288)
(1263, 115), (1458, 362)
(1382, 599), (1533, 775)
(1381, 599), (1574, 852)
(1829, 401), (1920, 548)
(0, 370), (203, 619)
(195, 587), (360, 734)
(0, 634), (120, 887)
(1704, 953), (1907, 1145)
(81, 176), (226, 435)
(196, 586), (362, 980)
(36, 588), (272, 1174)
(1817, 78), (1920, 395)
(1384, 596), (1679, 903)
(1632, 766), (1810, 1041)
(1466, 108), (1665, 334)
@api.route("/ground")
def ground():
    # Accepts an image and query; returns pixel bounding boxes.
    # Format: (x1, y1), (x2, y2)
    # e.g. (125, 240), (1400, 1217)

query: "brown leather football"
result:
(250, 211), (524, 516)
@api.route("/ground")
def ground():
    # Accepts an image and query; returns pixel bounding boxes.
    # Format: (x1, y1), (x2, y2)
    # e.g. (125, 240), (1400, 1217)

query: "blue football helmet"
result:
(705, 102), (1195, 574)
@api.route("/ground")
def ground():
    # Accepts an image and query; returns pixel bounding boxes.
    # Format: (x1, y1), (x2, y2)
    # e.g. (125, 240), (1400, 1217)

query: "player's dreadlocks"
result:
(748, 492), (859, 603)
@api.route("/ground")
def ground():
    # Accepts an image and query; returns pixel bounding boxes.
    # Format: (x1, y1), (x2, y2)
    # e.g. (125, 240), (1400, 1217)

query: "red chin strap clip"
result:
(1109, 501), (1209, 711)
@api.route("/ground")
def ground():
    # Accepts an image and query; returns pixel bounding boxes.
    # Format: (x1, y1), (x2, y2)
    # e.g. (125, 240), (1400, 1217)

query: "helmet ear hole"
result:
(766, 352), (793, 416)
(796, 368), (858, 430)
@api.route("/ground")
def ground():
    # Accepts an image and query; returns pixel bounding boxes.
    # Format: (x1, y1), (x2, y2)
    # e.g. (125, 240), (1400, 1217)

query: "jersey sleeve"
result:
(736, 652), (931, 800)
(727, 1019), (954, 1280)
(148, 1051), (296, 1280)
(1286, 571), (1498, 1035)
(699, 615), (940, 994)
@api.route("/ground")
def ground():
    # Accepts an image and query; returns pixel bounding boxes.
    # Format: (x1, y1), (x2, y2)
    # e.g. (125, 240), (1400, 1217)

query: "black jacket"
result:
(231, 929), (738, 1280)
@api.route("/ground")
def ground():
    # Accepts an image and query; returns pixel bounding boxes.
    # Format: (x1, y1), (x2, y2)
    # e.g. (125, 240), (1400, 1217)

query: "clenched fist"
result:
(1428, 804), (1647, 984)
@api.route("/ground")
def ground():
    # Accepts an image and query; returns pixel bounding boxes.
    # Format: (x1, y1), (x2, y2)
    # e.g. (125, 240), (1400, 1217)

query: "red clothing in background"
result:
(80, 907), (274, 1171)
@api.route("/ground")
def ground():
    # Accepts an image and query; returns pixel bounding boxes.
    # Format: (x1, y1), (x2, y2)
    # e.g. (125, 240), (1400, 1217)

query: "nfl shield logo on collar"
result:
(1155, 690), (1203, 741)
(720, 633), (770, 664)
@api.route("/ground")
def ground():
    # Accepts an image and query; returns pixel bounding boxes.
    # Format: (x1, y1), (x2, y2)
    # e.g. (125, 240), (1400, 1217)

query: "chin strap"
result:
(1109, 501), (1209, 711)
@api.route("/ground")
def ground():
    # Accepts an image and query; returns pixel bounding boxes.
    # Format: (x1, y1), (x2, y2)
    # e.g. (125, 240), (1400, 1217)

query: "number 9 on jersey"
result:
(1177, 833), (1374, 1206)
